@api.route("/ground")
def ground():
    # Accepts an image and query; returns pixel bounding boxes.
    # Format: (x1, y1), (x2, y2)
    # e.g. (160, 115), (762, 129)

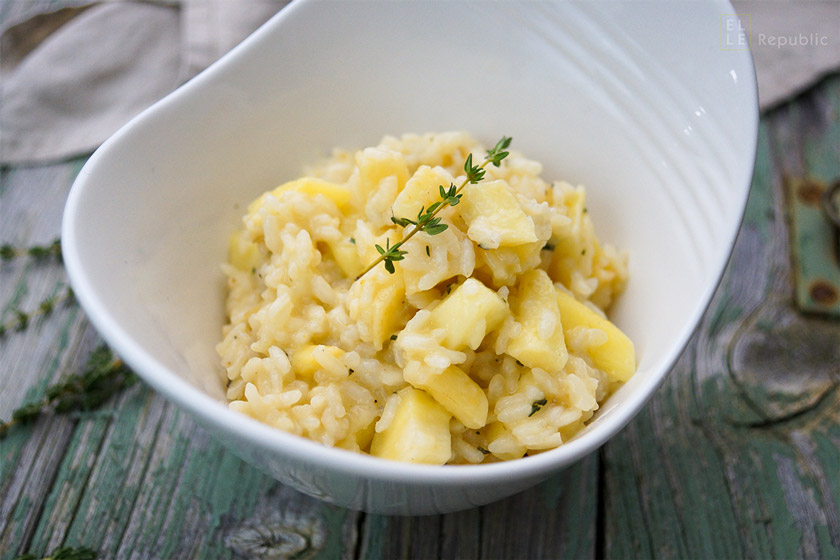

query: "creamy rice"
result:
(217, 131), (632, 464)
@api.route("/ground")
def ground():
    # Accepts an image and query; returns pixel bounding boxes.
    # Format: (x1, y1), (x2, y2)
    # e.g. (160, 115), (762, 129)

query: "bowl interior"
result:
(63, 0), (757, 491)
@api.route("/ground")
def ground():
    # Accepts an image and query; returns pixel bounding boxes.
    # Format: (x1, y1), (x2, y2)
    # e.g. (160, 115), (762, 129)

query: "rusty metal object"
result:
(786, 177), (840, 317)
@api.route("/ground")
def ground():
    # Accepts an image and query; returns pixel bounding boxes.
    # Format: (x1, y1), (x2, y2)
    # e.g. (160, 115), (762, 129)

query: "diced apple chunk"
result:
(429, 278), (509, 350)
(349, 266), (406, 349)
(355, 420), (376, 452)
(485, 422), (526, 461)
(460, 180), (537, 249)
(370, 387), (452, 464)
(356, 147), (410, 194)
(249, 177), (351, 214)
(290, 345), (345, 380)
(228, 230), (262, 271)
(506, 269), (568, 373)
(325, 238), (363, 278)
(405, 365), (488, 429)
(392, 166), (456, 220)
(556, 290), (635, 382)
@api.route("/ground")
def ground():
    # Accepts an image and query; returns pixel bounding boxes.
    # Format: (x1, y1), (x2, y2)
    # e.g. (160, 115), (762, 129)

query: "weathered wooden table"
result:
(2, 35), (839, 560)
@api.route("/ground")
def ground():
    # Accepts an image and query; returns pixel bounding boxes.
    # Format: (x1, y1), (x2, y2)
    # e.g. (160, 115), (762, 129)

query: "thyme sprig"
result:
(0, 345), (137, 439)
(0, 285), (74, 338)
(357, 136), (512, 278)
(1, 239), (62, 261)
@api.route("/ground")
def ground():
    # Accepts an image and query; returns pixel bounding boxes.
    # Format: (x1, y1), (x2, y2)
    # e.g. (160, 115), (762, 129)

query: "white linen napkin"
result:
(0, 0), (837, 165)
(0, 0), (286, 165)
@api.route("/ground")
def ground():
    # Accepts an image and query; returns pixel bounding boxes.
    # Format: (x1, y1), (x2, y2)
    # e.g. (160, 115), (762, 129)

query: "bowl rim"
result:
(61, 0), (759, 486)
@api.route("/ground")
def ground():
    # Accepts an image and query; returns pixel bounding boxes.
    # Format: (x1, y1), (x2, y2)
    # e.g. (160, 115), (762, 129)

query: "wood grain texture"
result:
(601, 75), (840, 560)
(0, 155), (597, 558)
(1, 11), (838, 555)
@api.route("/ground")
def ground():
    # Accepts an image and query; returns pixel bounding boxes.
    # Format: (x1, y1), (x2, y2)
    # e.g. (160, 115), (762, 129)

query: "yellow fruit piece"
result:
(547, 186), (594, 287)
(405, 365), (488, 429)
(356, 147), (410, 194)
(355, 420), (376, 452)
(429, 278), (509, 350)
(392, 166), (456, 220)
(290, 345), (345, 380)
(352, 266), (407, 349)
(556, 289), (635, 382)
(506, 269), (568, 373)
(324, 238), (363, 278)
(228, 230), (262, 271)
(249, 177), (351, 214)
(370, 387), (452, 464)
(485, 422), (526, 461)
(460, 180), (537, 248)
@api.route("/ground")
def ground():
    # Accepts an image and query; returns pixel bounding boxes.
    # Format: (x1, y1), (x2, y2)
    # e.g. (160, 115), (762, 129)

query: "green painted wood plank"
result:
(31, 383), (166, 556)
(601, 74), (840, 559)
(356, 453), (598, 560)
(0, 158), (102, 559)
(441, 508), (480, 560)
(30, 390), (360, 559)
(481, 454), (599, 559)
(360, 513), (441, 559)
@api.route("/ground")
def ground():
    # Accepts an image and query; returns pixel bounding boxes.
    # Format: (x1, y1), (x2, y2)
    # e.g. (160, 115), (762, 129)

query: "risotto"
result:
(217, 131), (633, 464)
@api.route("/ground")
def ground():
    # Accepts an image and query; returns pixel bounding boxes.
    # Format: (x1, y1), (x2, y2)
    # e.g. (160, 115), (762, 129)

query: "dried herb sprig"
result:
(357, 136), (512, 278)
(14, 545), (98, 560)
(1, 239), (62, 261)
(0, 345), (137, 439)
(0, 285), (74, 338)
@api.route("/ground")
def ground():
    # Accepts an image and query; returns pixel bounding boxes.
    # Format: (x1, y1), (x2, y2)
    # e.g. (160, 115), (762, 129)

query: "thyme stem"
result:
(0, 285), (74, 338)
(0, 239), (62, 261)
(356, 136), (511, 279)
(0, 345), (137, 439)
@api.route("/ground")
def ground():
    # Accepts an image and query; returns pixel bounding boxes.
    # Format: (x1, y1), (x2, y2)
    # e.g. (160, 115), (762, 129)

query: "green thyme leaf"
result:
(486, 136), (513, 167)
(529, 398), (548, 417)
(424, 223), (448, 236)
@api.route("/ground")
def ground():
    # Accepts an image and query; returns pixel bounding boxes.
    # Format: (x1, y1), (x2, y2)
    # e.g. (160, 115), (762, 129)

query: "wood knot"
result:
(727, 302), (840, 425)
(226, 512), (326, 559)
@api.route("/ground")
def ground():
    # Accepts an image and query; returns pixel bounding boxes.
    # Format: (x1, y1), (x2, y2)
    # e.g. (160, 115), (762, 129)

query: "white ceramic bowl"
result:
(62, 0), (757, 514)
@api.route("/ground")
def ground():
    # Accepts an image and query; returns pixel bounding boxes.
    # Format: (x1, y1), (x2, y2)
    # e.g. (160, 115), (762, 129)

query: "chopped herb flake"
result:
(529, 398), (548, 417)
